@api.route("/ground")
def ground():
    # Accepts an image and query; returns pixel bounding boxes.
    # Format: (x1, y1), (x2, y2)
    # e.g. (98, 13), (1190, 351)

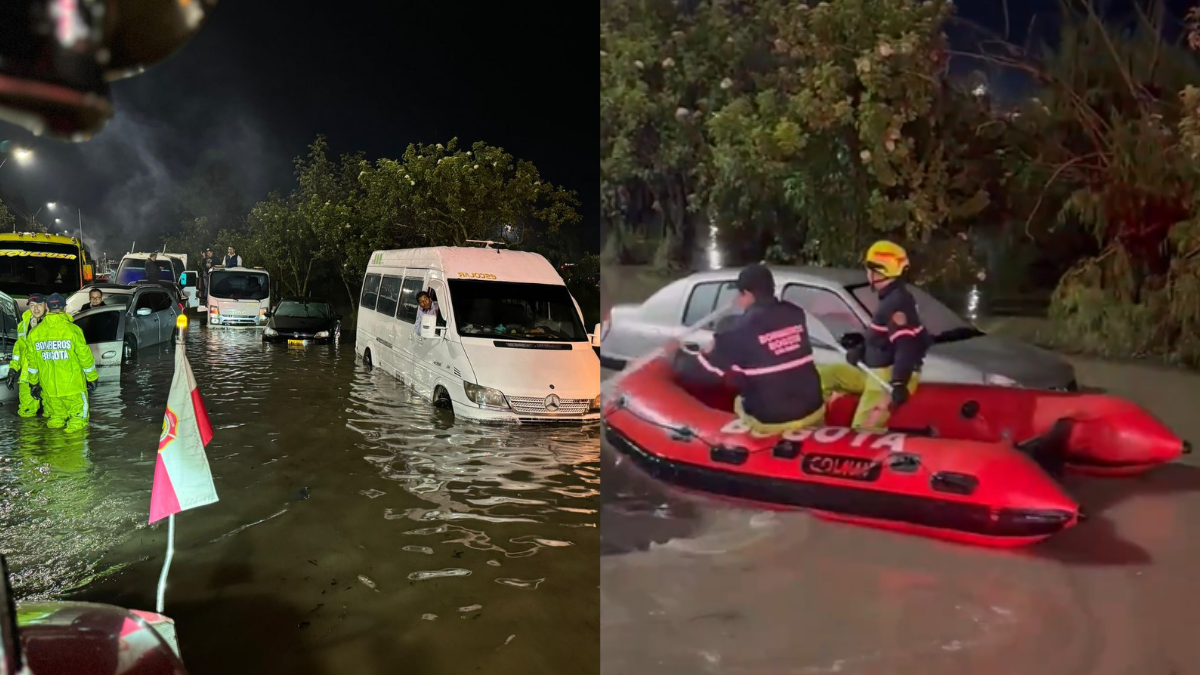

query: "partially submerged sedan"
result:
(601, 266), (1078, 390)
(69, 284), (181, 364)
(262, 298), (341, 346)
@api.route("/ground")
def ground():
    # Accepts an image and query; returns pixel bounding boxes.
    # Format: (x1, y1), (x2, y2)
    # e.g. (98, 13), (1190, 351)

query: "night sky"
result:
(0, 2), (597, 258)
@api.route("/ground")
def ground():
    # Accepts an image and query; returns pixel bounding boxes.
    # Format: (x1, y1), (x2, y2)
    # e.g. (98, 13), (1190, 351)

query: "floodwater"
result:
(0, 326), (599, 675)
(602, 266), (1200, 675)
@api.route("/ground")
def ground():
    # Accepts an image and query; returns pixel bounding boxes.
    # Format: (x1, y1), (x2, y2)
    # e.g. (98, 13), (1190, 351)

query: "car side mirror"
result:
(136, 307), (152, 316)
(591, 322), (601, 348)
(839, 331), (866, 351)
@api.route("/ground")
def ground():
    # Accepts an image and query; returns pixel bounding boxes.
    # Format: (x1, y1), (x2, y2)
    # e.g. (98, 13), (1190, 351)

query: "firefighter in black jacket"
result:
(672, 264), (826, 434)
(820, 240), (931, 430)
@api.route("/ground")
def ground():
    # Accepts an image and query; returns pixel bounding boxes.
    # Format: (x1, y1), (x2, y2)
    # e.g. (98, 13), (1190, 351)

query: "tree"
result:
(600, 0), (994, 279)
(0, 201), (14, 234)
(979, 3), (1200, 363)
(372, 138), (580, 247)
(235, 193), (315, 297)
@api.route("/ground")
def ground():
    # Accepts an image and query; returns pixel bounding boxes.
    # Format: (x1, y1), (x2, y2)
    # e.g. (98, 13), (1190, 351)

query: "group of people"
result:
(674, 240), (931, 434)
(198, 246), (243, 300)
(4, 292), (99, 432)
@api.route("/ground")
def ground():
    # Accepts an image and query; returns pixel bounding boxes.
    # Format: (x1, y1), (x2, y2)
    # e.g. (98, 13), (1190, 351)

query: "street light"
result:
(47, 202), (57, 210)
(0, 146), (33, 169)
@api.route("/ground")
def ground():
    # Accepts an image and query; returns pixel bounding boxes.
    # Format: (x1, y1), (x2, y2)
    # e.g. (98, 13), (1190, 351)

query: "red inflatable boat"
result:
(603, 358), (1187, 547)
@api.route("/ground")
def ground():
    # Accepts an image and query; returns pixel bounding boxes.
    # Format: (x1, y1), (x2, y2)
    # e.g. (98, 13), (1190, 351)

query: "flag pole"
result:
(155, 514), (176, 614)
(156, 314), (187, 614)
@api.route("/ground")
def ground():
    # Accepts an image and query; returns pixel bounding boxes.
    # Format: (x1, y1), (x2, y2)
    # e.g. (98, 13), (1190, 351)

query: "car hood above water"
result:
(931, 334), (1075, 388)
(460, 338), (600, 400)
(271, 316), (335, 333)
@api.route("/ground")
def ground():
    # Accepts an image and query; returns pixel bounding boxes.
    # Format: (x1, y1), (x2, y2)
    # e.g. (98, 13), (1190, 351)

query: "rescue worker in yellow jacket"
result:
(5, 293), (48, 417)
(24, 293), (98, 432)
(819, 240), (932, 430)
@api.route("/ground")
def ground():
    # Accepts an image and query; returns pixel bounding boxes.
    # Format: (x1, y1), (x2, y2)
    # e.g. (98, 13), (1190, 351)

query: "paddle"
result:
(607, 304), (738, 389)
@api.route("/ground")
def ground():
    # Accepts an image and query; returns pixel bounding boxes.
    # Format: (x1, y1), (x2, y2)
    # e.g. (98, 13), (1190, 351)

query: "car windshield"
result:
(116, 258), (177, 284)
(0, 242), (82, 296)
(210, 271), (269, 301)
(448, 279), (587, 342)
(74, 309), (122, 343)
(275, 300), (332, 319)
(848, 283), (984, 343)
(67, 289), (132, 314)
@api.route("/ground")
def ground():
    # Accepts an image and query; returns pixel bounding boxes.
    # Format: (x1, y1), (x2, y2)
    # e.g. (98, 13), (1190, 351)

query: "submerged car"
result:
(262, 298), (341, 345)
(69, 284), (181, 363)
(601, 266), (1078, 391)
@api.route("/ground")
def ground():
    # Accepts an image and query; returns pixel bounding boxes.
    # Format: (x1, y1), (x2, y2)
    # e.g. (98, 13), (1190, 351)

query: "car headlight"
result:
(590, 393), (602, 412)
(314, 331), (330, 338)
(463, 381), (510, 410)
(984, 373), (1019, 387)
(263, 327), (277, 337)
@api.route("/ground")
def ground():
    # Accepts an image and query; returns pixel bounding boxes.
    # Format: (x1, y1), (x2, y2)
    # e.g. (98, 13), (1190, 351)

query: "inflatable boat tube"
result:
(603, 359), (1083, 548)
(825, 380), (1187, 477)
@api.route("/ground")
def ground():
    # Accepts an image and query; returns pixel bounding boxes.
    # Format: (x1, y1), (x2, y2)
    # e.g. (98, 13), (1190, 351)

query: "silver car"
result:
(69, 285), (180, 364)
(601, 266), (1078, 390)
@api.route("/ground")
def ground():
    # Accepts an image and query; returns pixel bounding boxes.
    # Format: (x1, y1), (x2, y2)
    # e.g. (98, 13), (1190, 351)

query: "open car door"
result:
(72, 306), (125, 377)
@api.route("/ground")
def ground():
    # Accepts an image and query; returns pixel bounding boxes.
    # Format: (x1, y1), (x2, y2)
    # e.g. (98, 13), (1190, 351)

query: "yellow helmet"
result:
(864, 240), (909, 278)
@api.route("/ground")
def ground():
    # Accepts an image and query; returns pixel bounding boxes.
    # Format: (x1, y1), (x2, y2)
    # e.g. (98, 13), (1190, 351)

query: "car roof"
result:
(684, 265), (869, 288)
(80, 283), (135, 293)
(278, 297), (330, 303)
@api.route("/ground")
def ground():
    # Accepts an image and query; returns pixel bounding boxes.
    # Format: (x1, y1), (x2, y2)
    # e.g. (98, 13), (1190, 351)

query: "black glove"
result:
(30, 384), (41, 400)
(845, 345), (865, 367)
(4, 368), (17, 390)
(889, 382), (909, 409)
(87, 380), (98, 394)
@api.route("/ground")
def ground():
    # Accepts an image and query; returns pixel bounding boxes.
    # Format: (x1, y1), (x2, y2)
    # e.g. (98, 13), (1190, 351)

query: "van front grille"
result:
(507, 396), (591, 415)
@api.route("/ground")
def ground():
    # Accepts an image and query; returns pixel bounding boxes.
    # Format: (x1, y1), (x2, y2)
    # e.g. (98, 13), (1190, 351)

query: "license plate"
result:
(288, 339), (309, 347)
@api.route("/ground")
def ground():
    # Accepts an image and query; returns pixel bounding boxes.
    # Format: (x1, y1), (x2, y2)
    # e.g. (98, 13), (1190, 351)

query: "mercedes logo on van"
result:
(544, 394), (561, 412)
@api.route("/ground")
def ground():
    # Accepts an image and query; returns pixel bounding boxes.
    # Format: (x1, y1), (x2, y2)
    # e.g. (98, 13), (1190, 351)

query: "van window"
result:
(397, 277), (424, 323)
(376, 275), (404, 317)
(360, 273), (382, 311)
(116, 257), (177, 284)
(448, 279), (587, 341)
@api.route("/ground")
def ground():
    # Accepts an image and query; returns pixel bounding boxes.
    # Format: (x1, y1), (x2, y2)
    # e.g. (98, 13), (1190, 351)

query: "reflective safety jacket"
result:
(10, 310), (40, 382)
(862, 279), (933, 385)
(680, 298), (823, 425)
(25, 312), (98, 397)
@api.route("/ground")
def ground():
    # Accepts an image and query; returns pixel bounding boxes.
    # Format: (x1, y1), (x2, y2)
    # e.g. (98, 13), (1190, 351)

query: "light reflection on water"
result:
(346, 369), (599, 587)
(1, 325), (599, 641)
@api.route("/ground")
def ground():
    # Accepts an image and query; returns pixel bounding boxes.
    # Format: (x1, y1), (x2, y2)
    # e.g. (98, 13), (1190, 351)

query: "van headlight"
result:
(590, 394), (601, 413)
(314, 330), (330, 338)
(984, 373), (1019, 387)
(463, 381), (510, 410)
(263, 327), (278, 337)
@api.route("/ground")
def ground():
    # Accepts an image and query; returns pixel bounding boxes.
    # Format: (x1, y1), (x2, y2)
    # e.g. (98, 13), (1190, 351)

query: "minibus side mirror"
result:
(418, 313), (442, 340)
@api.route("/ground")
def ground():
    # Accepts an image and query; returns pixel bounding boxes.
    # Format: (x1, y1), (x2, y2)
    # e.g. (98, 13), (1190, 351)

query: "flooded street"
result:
(602, 266), (1200, 675)
(1, 325), (599, 675)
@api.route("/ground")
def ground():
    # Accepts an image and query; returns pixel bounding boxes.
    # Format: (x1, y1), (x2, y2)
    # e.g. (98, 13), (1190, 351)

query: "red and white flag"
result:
(149, 342), (218, 524)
